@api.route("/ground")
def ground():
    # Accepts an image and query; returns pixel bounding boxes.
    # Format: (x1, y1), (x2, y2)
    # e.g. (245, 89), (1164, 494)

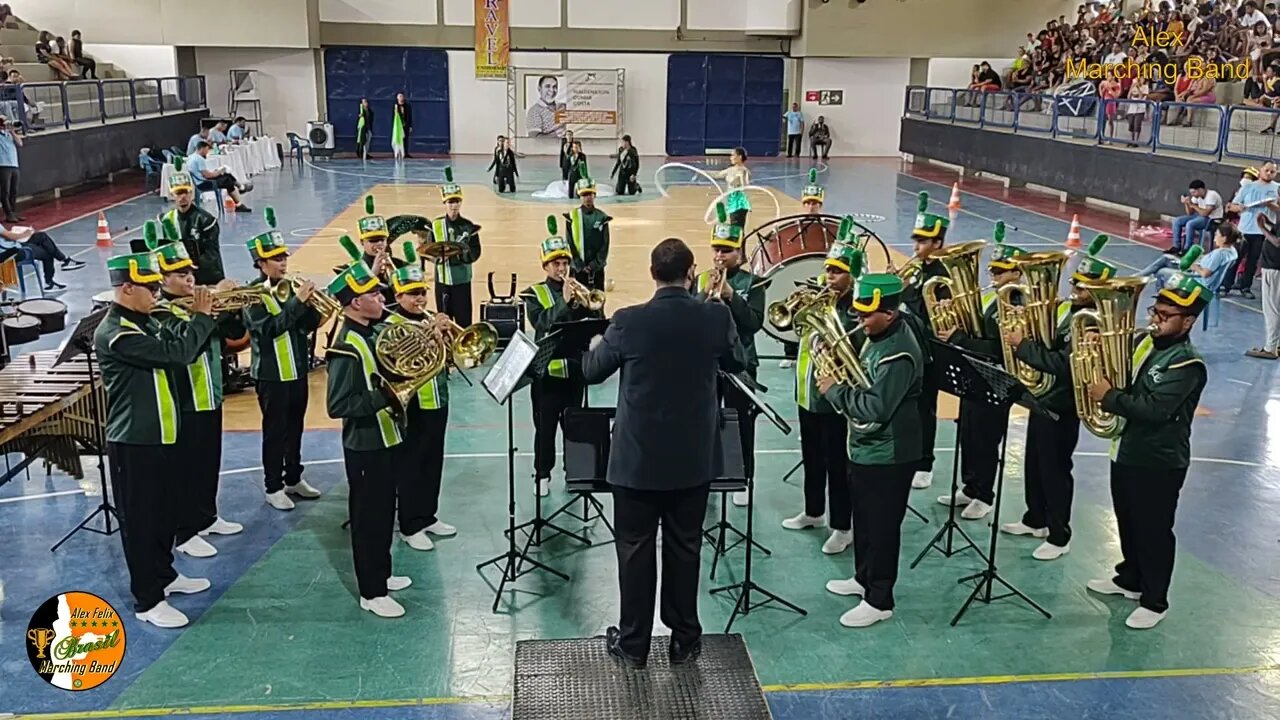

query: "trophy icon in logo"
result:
(28, 627), (55, 659)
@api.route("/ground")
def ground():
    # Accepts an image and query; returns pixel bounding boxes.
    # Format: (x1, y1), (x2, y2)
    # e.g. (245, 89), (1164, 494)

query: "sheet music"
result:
(482, 330), (537, 404)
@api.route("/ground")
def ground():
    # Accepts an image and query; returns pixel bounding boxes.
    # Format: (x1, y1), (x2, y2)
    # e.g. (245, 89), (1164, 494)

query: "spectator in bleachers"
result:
(0, 5), (12, 27)
(70, 31), (97, 80)
(228, 116), (248, 142)
(1171, 179), (1224, 253)
(35, 31), (76, 81)
(1101, 69), (1123, 135)
(186, 126), (210, 156)
(1125, 77), (1150, 146)
(186, 141), (252, 213)
(1241, 1), (1271, 29)
(1224, 160), (1279, 299)
(1139, 224), (1241, 291)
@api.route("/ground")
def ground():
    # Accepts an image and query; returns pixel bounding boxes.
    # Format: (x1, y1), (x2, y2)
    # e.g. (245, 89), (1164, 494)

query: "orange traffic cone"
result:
(948, 182), (961, 211)
(1065, 214), (1082, 249)
(95, 212), (112, 248)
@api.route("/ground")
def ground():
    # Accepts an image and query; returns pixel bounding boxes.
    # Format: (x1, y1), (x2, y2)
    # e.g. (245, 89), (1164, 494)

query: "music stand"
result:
(703, 372), (774, 578)
(948, 351), (1055, 626)
(708, 372), (807, 632)
(51, 306), (114, 552)
(475, 330), (569, 612)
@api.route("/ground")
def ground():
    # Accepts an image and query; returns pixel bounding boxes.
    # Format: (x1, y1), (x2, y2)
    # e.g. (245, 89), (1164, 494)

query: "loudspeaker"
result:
(307, 121), (334, 158)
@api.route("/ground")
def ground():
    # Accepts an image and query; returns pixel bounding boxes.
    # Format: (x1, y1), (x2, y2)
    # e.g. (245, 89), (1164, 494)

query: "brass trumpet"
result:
(561, 272), (606, 311)
(169, 286), (265, 313)
(704, 265), (728, 301)
(273, 275), (342, 321)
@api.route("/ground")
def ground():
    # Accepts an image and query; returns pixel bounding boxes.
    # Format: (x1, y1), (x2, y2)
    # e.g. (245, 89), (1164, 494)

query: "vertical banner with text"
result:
(475, 0), (510, 79)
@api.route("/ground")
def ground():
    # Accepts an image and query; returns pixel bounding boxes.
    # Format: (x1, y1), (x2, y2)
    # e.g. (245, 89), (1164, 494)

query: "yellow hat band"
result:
(851, 289), (882, 313)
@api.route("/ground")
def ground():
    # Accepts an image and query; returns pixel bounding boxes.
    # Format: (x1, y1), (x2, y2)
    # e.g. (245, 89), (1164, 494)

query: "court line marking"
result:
(0, 488), (84, 504)
(11, 664), (1278, 719)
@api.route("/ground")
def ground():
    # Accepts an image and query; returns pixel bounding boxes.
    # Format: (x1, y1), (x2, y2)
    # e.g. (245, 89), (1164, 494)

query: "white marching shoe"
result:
(135, 601), (189, 629)
(938, 490), (971, 507)
(200, 517), (244, 536)
(386, 575), (412, 591)
(536, 478), (550, 497)
(781, 513), (823, 530)
(360, 595), (406, 618)
(825, 577), (865, 597)
(1000, 521), (1048, 538)
(822, 530), (853, 554)
(1125, 606), (1166, 630)
(425, 520), (457, 537)
(839, 601), (893, 628)
(175, 536), (218, 558)
(285, 479), (322, 499)
(732, 490), (749, 507)
(1032, 541), (1069, 561)
(265, 490), (295, 511)
(911, 471), (933, 489)
(1086, 577), (1141, 600)
(960, 499), (993, 520)
(164, 574), (211, 596)
(402, 531), (435, 551)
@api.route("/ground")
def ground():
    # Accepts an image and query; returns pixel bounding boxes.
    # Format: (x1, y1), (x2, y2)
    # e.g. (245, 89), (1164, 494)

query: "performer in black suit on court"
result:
(582, 237), (746, 669)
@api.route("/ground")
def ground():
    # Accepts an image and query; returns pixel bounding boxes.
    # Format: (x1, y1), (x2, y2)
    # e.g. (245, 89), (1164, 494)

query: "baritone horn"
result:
(766, 285), (826, 332)
(922, 240), (988, 339)
(1069, 276), (1151, 438)
(796, 295), (879, 433)
(996, 251), (1069, 396)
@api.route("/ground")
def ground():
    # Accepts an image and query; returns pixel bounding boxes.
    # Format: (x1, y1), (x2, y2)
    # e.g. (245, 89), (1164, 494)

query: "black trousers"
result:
(355, 129), (371, 159)
(256, 379), (308, 493)
(434, 282), (473, 328)
(786, 134), (802, 157)
(810, 140), (830, 159)
(174, 409), (224, 544)
(916, 378), (938, 473)
(613, 483), (710, 659)
(1110, 462), (1188, 613)
(531, 375), (585, 478)
(1021, 412), (1080, 547)
(782, 340), (799, 360)
(344, 446), (398, 599)
(23, 232), (70, 284)
(572, 267), (606, 291)
(798, 408), (850, 531)
(0, 166), (19, 218)
(108, 442), (179, 612)
(848, 461), (914, 611)
(398, 406), (448, 535)
(958, 399), (1009, 505)
(201, 174), (240, 192)
(614, 173), (639, 195)
(77, 56), (97, 79)
(567, 169), (582, 198)
(720, 367), (758, 478)
(1230, 233), (1264, 291)
(496, 171), (516, 193)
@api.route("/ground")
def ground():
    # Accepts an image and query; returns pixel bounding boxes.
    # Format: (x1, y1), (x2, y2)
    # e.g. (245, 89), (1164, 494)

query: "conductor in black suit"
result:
(582, 237), (747, 669)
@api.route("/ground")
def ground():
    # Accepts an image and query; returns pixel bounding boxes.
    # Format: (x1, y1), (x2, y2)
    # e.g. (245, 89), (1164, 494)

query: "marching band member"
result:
(819, 273), (924, 628)
(523, 219), (602, 497)
(324, 253), (412, 618)
(356, 195), (407, 305)
(696, 202), (766, 505)
(96, 234), (215, 628)
(782, 240), (858, 555)
(1085, 258), (1209, 630)
(243, 212), (325, 511)
(152, 219), (246, 559)
(384, 239), (456, 551)
(901, 191), (948, 490)
(781, 169), (827, 369)
(160, 158), (224, 286)
(430, 166), (482, 326)
(935, 222), (1022, 522)
(564, 168), (611, 292)
(1000, 234), (1114, 561)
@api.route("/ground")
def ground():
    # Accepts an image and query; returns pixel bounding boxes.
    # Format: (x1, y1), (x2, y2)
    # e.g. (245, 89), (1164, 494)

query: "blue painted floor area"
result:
(2, 156), (1278, 720)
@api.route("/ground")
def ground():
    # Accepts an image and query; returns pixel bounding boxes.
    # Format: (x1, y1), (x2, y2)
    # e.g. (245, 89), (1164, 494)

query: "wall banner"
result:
(475, 0), (510, 80)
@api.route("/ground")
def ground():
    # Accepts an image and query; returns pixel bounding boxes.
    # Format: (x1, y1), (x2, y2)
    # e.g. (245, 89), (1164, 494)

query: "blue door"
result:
(666, 54), (783, 157)
(324, 47), (451, 154)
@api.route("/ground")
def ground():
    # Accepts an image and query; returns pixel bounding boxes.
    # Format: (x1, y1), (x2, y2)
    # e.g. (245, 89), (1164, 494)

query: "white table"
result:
(158, 136), (280, 198)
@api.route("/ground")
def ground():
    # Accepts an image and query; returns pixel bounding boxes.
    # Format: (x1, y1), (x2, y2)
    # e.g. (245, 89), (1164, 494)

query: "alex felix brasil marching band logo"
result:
(25, 591), (126, 691)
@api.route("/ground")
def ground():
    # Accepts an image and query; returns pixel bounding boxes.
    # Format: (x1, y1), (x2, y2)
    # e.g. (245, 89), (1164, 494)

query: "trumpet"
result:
(273, 274), (342, 321)
(169, 285), (266, 313)
(561, 271), (606, 311)
(767, 285), (828, 331)
(704, 265), (728, 301)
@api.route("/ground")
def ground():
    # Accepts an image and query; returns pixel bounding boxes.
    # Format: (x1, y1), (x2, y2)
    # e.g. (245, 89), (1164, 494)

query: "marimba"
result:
(0, 351), (104, 485)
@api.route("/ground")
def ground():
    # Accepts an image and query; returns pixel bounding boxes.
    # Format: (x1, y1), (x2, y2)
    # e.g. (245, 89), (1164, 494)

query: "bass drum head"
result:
(761, 255), (828, 345)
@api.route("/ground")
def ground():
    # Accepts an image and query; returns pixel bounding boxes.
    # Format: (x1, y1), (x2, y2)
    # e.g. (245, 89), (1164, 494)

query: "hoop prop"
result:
(652, 162), (724, 198)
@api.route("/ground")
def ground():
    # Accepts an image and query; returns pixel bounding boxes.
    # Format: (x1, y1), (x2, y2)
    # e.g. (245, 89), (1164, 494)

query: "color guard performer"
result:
(151, 220), (246, 559)
(1085, 259), (1209, 630)
(563, 169), (611, 291)
(384, 239), (456, 551)
(1000, 235), (1114, 561)
(523, 219), (602, 497)
(780, 169), (827, 369)
(430, 167), (482, 326)
(243, 211), (325, 510)
(900, 192), (948, 490)
(96, 235), (215, 628)
(355, 195), (407, 305)
(324, 255), (413, 618)
(935, 222), (1022, 522)
(782, 241), (859, 555)
(160, 158), (224, 286)
(696, 203), (766, 506)
(819, 273), (924, 628)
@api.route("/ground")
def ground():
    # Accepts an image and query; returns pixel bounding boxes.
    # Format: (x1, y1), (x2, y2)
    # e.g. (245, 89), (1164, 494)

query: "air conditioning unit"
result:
(307, 121), (334, 159)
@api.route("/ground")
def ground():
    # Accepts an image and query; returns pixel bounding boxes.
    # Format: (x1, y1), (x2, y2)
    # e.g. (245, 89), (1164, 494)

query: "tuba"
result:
(273, 275), (342, 321)
(170, 286), (267, 314)
(793, 294), (879, 433)
(1069, 276), (1151, 438)
(766, 285), (826, 331)
(374, 317), (499, 419)
(922, 240), (988, 339)
(996, 251), (1069, 396)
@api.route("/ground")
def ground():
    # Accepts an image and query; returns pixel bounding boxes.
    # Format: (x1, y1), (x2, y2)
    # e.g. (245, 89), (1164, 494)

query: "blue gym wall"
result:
(666, 54), (784, 158)
(323, 47), (451, 155)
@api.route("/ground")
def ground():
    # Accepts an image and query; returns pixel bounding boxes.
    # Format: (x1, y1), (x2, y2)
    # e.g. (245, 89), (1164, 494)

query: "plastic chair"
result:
(285, 132), (309, 165)
(195, 181), (226, 217)
(13, 247), (45, 299)
(139, 153), (160, 190)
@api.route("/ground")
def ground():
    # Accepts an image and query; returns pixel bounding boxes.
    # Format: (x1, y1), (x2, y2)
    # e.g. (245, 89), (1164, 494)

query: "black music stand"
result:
(709, 373), (807, 632)
(947, 351), (1054, 626)
(542, 317), (611, 530)
(703, 372), (773, 579)
(51, 306), (115, 552)
(475, 330), (569, 612)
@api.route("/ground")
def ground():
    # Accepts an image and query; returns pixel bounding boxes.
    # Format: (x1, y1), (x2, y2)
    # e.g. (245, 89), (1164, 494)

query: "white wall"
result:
(444, 0), (561, 27)
(927, 58), (1018, 88)
(447, 50), (559, 155)
(81, 44), (176, 78)
(195, 48), (319, 140)
(15, 0), (310, 47)
(568, 0), (678, 30)
(319, 0), (436, 24)
(686, 0), (795, 32)
(799, 58), (910, 157)
(567, 53), (667, 157)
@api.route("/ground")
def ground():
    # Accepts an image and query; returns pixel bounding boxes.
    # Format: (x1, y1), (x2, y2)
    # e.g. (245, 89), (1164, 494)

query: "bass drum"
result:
(746, 213), (893, 278)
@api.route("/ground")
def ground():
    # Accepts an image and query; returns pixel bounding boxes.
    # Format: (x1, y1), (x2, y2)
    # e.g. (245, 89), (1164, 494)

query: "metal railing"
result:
(903, 85), (1280, 163)
(8, 75), (206, 132)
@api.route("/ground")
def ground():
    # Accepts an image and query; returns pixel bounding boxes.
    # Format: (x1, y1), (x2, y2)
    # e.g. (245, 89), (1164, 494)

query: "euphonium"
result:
(794, 294), (879, 433)
(894, 255), (925, 288)
(170, 286), (266, 313)
(996, 251), (1069, 396)
(273, 275), (342, 321)
(922, 240), (988, 339)
(766, 285), (826, 331)
(1069, 276), (1151, 438)
(374, 317), (499, 418)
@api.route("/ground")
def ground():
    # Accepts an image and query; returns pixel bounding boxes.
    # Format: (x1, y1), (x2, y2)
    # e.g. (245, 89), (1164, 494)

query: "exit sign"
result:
(805, 90), (844, 106)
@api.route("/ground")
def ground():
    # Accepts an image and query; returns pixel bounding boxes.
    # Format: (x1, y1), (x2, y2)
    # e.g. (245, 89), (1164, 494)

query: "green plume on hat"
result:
(402, 240), (418, 264)
(808, 168), (818, 184)
(847, 248), (864, 278)
(1086, 234), (1109, 257)
(916, 192), (929, 213)
(994, 220), (1006, 244)
(1179, 244), (1204, 271)
(265, 206), (277, 229)
(546, 215), (558, 235)
(364, 196), (375, 215)
(837, 215), (854, 243)
(161, 215), (180, 243)
(338, 234), (361, 261)
(444, 166), (454, 183)
(716, 202), (727, 224)
(143, 220), (159, 250)
(173, 156), (184, 172)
